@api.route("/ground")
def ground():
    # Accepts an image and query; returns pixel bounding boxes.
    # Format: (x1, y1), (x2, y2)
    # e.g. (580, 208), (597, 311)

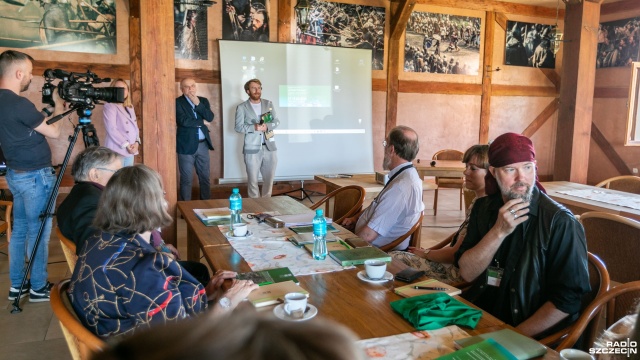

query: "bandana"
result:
(485, 132), (546, 195)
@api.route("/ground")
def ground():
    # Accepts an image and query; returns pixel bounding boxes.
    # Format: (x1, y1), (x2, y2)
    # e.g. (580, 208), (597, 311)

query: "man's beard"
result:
(20, 79), (31, 92)
(382, 152), (391, 170)
(498, 179), (534, 202)
(249, 93), (261, 101)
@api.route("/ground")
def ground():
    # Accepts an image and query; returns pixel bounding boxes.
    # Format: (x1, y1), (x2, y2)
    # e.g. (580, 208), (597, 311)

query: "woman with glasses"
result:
(69, 165), (258, 338)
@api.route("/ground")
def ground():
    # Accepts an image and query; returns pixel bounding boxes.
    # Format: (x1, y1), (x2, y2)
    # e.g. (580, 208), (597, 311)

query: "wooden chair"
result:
(555, 281), (640, 351)
(56, 227), (78, 272)
(0, 200), (12, 250)
(379, 211), (424, 252)
(595, 175), (640, 195)
(310, 185), (365, 223)
(539, 252), (611, 348)
(51, 279), (106, 360)
(432, 149), (464, 216)
(579, 212), (640, 328)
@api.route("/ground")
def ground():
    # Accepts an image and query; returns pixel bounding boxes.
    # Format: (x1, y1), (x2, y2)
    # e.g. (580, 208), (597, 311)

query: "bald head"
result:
(180, 78), (197, 97)
(388, 125), (419, 162)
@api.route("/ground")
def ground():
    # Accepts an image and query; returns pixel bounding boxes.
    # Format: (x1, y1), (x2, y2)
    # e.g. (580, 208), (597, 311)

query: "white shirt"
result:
(356, 162), (424, 250)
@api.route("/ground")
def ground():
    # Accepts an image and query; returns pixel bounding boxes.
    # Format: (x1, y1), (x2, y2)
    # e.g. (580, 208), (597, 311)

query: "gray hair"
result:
(0, 50), (33, 78)
(93, 164), (172, 234)
(388, 125), (419, 162)
(71, 146), (121, 182)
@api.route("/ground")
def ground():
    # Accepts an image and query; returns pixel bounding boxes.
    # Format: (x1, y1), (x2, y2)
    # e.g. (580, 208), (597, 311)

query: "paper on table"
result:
(194, 208), (230, 220)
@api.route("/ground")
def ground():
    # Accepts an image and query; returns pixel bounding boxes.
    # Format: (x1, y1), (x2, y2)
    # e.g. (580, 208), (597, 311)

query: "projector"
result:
(375, 171), (389, 185)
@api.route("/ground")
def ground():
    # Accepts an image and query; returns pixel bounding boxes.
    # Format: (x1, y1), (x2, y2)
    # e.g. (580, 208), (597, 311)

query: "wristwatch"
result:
(218, 297), (232, 310)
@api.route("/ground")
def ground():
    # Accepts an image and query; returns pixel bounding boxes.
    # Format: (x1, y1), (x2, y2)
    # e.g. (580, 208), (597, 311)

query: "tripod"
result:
(11, 106), (99, 313)
(282, 180), (324, 204)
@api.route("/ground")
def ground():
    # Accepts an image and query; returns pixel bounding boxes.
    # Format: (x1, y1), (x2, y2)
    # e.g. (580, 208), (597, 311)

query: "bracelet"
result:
(41, 107), (53, 116)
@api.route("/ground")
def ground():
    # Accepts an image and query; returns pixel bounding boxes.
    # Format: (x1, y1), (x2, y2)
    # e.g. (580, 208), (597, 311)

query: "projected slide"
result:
(219, 41), (374, 182)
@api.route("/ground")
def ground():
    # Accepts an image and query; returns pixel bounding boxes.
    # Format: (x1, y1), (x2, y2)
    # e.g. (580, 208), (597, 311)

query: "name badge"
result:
(486, 266), (503, 287)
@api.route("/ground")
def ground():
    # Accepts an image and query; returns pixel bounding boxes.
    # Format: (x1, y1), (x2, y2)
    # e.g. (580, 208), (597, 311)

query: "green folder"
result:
(328, 246), (391, 266)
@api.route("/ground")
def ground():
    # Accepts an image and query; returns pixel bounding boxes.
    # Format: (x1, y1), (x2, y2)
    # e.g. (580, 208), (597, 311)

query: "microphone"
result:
(52, 69), (71, 78)
(430, 160), (436, 167)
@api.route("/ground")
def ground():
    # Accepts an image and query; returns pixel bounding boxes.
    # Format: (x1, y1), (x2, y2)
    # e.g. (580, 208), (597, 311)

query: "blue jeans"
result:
(122, 155), (134, 167)
(6, 167), (56, 290)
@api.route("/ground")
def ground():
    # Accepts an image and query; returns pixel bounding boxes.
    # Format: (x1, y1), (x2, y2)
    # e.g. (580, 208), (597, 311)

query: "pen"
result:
(414, 286), (448, 291)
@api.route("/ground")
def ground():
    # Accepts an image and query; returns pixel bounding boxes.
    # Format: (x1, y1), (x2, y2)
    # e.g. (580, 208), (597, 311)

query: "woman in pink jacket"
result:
(102, 79), (140, 166)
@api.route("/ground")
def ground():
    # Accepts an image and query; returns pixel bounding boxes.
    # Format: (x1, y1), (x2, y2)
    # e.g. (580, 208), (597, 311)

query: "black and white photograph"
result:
(0, 0), (116, 54)
(222, 0), (269, 42)
(404, 11), (481, 75)
(174, 4), (209, 60)
(597, 17), (640, 68)
(296, 0), (385, 71)
(505, 21), (555, 69)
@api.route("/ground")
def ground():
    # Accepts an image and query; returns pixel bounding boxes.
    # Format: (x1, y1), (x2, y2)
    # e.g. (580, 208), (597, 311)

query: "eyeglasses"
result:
(96, 167), (117, 173)
(382, 140), (388, 147)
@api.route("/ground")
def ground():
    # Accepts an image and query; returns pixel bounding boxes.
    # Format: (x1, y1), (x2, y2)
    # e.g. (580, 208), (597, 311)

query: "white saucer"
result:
(357, 270), (394, 283)
(273, 303), (318, 321)
(225, 230), (253, 239)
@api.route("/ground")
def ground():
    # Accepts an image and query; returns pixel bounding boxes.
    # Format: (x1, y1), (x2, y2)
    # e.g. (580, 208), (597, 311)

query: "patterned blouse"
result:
(68, 231), (207, 338)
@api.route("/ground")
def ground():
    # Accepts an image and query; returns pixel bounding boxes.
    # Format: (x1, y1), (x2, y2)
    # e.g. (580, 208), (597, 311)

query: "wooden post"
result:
(129, 1), (142, 163)
(278, 0), (293, 43)
(137, 0), (178, 244)
(553, 0), (602, 182)
(479, 11), (495, 144)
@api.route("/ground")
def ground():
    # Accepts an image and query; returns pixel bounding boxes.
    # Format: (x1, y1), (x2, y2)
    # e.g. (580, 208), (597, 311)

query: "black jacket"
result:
(455, 187), (591, 331)
(176, 95), (214, 155)
(56, 182), (102, 255)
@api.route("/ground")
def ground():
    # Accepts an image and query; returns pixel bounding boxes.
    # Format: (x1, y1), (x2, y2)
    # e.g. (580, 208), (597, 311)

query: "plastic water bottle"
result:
(312, 209), (327, 260)
(229, 188), (242, 227)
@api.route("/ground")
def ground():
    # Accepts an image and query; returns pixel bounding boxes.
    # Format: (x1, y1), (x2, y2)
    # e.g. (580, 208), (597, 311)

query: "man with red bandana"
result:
(454, 133), (590, 338)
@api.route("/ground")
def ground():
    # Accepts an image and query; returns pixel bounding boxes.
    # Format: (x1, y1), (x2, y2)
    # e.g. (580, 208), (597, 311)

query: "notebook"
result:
(236, 267), (299, 286)
(246, 281), (309, 308)
(453, 329), (547, 360)
(394, 278), (461, 298)
(328, 246), (391, 266)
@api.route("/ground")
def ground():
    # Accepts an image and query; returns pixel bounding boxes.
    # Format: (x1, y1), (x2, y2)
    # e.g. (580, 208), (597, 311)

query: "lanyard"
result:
(382, 164), (414, 191)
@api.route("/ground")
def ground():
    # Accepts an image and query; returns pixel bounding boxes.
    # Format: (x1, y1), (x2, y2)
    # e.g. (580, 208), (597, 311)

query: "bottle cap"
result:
(316, 209), (323, 216)
(232, 188), (239, 194)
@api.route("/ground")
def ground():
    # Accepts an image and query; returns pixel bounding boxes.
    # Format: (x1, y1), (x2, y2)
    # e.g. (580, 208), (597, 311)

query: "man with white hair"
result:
(455, 132), (590, 338)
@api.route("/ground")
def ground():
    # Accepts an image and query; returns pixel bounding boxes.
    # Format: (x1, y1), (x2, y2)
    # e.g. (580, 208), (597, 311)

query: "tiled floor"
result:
(0, 188), (465, 359)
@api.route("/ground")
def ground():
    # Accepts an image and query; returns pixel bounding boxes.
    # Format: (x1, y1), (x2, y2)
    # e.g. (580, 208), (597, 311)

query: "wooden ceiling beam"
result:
(601, 0), (640, 15)
(390, 0), (416, 40)
(392, 0), (564, 18)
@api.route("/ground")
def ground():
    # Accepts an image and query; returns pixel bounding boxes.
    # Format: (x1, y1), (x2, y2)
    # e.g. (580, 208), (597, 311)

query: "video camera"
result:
(42, 69), (124, 108)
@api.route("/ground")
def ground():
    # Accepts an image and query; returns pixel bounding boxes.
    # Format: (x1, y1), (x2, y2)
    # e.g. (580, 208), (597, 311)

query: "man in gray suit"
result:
(234, 79), (280, 198)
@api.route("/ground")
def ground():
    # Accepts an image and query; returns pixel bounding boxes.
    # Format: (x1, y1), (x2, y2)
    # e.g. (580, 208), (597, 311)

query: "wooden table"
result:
(177, 197), (559, 358)
(314, 174), (384, 199)
(542, 181), (640, 221)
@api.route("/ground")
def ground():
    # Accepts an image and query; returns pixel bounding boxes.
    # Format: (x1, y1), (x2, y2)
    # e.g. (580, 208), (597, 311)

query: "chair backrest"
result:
(432, 149), (464, 161)
(51, 279), (106, 360)
(56, 227), (78, 272)
(310, 185), (365, 223)
(0, 200), (12, 246)
(556, 281), (640, 352)
(379, 211), (424, 252)
(595, 175), (640, 195)
(580, 212), (640, 284)
(539, 252), (611, 348)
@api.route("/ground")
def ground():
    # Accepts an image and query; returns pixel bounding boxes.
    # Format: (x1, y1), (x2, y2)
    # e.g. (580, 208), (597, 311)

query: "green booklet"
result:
(289, 224), (339, 234)
(328, 246), (391, 266)
(236, 267), (298, 286)
(436, 338), (518, 360)
(453, 329), (547, 360)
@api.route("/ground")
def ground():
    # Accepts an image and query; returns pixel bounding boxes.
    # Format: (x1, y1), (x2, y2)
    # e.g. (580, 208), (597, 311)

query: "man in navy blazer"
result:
(176, 78), (214, 200)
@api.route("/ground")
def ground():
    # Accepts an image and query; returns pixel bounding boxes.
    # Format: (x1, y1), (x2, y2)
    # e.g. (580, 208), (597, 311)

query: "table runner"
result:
(220, 214), (350, 276)
(356, 325), (470, 359)
(557, 189), (640, 211)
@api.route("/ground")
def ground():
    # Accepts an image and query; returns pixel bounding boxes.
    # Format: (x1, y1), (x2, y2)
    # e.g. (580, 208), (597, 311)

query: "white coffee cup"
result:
(284, 292), (307, 319)
(364, 259), (387, 280)
(232, 223), (248, 237)
(559, 349), (595, 360)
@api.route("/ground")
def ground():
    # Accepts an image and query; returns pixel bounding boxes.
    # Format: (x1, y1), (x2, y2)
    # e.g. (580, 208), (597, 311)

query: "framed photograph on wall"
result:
(404, 11), (481, 75)
(626, 62), (640, 146)
(175, 4), (209, 60)
(294, 0), (386, 71)
(597, 17), (640, 69)
(505, 20), (555, 69)
(0, 0), (116, 54)
(222, 0), (270, 42)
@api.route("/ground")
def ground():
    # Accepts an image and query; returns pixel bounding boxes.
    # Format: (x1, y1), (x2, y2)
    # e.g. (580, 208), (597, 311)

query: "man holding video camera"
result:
(0, 50), (65, 302)
(234, 79), (280, 198)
